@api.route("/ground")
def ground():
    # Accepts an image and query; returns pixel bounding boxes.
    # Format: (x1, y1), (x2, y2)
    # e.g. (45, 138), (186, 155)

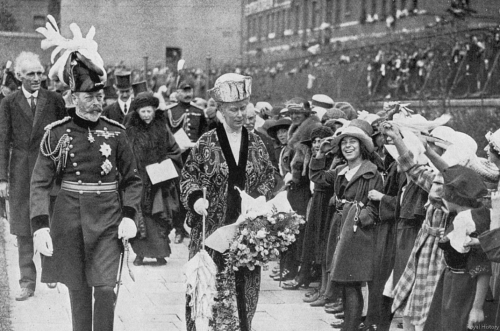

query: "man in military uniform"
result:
(102, 71), (132, 124)
(165, 76), (216, 243)
(30, 23), (142, 331)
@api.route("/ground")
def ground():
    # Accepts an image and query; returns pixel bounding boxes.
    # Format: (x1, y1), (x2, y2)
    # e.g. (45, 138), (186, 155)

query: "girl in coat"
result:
(127, 92), (183, 265)
(310, 119), (383, 331)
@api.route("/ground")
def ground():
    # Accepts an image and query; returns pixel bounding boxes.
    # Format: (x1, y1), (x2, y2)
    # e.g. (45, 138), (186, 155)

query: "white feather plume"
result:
(36, 15), (106, 85)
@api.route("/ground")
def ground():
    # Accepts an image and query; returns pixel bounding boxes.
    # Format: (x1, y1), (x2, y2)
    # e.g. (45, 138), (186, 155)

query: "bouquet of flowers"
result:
(226, 190), (305, 271)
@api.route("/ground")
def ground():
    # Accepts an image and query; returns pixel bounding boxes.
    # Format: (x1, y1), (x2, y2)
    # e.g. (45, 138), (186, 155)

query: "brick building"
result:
(242, 0), (500, 64)
(60, 0), (243, 69)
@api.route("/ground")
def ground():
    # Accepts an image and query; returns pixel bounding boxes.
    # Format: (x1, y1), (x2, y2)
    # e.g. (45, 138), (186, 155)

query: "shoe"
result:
(272, 269), (295, 281)
(303, 290), (320, 303)
(333, 311), (344, 319)
(330, 318), (344, 328)
(281, 278), (311, 290)
(15, 288), (34, 301)
(362, 324), (378, 331)
(133, 256), (144, 266)
(174, 233), (184, 244)
(325, 304), (343, 314)
(47, 283), (57, 289)
(156, 258), (167, 265)
(310, 295), (329, 307)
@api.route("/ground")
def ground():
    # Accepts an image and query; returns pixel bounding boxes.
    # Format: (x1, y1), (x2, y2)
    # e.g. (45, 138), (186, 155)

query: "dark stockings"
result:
(342, 283), (363, 331)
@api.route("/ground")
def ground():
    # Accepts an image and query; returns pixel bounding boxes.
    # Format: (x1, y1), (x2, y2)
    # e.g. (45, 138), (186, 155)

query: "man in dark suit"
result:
(101, 71), (132, 124)
(0, 51), (66, 301)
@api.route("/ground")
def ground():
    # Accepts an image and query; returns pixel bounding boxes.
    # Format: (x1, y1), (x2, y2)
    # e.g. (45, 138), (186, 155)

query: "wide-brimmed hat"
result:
(130, 92), (159, 112)
(486, 129), (500, 154)
(267, 117), (292, 141)
(443, 165), (488, 208)
(329, 119), (374, 152)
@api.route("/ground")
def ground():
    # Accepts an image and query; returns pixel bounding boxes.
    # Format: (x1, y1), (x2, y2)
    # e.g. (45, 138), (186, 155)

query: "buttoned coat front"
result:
(0, 89), (65, 236)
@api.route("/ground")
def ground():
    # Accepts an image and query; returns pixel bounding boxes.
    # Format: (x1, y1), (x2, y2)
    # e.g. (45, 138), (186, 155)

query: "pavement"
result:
(1, 218), (401, 331)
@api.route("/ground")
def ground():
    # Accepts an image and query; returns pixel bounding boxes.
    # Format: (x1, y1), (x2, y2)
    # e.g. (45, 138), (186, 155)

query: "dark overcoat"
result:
(0, 88), (65, 236)
(102, 102), (127, 124)
(310, 158), (383, 282)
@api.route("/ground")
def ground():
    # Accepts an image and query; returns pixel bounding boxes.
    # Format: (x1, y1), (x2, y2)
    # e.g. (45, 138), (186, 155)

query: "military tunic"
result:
(30, 114), (142, 290)
(165, 101), (207, 145)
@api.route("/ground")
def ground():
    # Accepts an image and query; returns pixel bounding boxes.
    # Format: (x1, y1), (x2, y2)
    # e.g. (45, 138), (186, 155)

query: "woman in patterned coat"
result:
(181, 74), (275, 331)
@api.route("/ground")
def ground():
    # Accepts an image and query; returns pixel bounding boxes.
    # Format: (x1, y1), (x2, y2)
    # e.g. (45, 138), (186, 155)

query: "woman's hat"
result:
(130, 92), (159, 112)
(329, 119), (375, 152)
(323, 108), (347, 121)
(267, 117), (292, 141)
(442, 165), (488, 209)
(486, 129), (500, 154)
(208, 73), (251, 103)
(301, 126), (334, 147)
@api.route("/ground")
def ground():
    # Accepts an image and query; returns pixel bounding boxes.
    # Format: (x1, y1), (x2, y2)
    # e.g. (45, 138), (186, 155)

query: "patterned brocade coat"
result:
(181, 123), (275, 331)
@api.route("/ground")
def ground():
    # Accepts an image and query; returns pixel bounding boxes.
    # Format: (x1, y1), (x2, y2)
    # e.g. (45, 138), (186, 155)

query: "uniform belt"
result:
(61, 181), (118, 194)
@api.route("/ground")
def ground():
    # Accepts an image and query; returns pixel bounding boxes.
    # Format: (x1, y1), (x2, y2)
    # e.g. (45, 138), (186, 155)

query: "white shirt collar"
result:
(22, 85), (39, 99)
(117, 97), (131, 114)
(338, 164), (361, 181)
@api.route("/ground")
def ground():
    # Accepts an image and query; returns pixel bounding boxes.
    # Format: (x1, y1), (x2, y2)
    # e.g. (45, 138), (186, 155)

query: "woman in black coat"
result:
(126, 92), (183, 265)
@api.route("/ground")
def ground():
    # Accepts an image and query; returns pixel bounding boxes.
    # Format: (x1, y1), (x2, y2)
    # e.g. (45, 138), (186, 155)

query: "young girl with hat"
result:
(310, 119), (383, 330)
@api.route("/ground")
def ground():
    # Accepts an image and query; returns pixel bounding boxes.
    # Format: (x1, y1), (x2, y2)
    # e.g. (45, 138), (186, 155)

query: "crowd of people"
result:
(3, 13), (500, 331)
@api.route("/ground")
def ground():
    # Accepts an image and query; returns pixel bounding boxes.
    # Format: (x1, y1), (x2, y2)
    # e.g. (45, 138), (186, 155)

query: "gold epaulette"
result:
(190, 102), (204, 111)
(101, 116), (126, 130)
(43, 116), (71, 131)
(165, 103), (178, 110)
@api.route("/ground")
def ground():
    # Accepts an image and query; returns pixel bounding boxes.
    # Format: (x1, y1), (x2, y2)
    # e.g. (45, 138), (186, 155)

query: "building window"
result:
(33, 15), (45, 30)
(345, 0), (351, 17)
(334, 0), (341, 23)
(311, 1), (318, 29)
(326, 0), (333, 24)
(294, 5), (300, 33)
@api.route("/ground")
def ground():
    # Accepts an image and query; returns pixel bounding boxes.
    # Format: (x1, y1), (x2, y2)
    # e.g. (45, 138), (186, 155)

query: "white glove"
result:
(194, 198), (209, 216)
(33, 228), (53, 257)
(284, 172), (293, 185)
(118, 217), (137, 240)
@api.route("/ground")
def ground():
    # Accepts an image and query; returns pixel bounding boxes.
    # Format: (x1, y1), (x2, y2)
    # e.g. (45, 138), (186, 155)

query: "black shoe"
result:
(15, 288), (34, 301)
(330, 318), (344, 328)
(133, 256), (144, 266)
(47, 283), (57, 289)
(325, 304), (343, 314)
(156, 258), (167, 265)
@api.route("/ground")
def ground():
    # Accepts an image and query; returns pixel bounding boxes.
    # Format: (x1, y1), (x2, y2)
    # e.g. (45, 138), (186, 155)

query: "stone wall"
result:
(0, 32), (48, 65)
(61, 0), (243, 69)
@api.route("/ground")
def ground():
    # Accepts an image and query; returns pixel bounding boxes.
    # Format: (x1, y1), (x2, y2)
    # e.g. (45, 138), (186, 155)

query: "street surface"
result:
(1, 218), (401, 331)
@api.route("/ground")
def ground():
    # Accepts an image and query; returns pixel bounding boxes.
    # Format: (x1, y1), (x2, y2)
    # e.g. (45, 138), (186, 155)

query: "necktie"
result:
(30, 96), (36, 115)
(123, 104), (128, 114)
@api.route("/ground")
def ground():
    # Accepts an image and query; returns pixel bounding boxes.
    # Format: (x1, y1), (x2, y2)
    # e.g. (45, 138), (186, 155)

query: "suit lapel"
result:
(32, 89), (47, 136)
(15, 91), (34, 123)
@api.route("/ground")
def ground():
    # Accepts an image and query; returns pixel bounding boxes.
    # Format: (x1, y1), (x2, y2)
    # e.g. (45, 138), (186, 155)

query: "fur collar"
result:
(287, 115), (321, 149)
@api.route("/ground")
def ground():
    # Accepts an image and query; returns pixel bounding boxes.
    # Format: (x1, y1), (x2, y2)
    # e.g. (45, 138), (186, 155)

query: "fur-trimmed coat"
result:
(280, 115), (322, 216)
(126, 111), (183, 238)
